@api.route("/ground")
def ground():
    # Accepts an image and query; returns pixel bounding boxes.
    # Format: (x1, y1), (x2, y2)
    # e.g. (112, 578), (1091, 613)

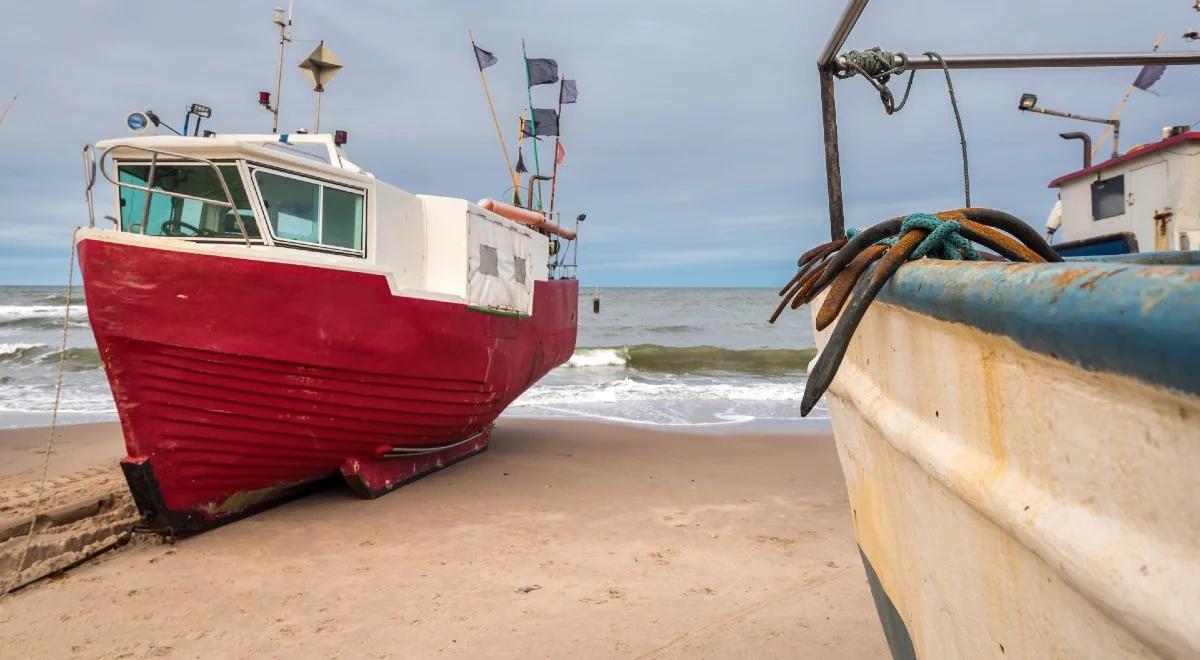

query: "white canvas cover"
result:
(467, 210), (534, 314)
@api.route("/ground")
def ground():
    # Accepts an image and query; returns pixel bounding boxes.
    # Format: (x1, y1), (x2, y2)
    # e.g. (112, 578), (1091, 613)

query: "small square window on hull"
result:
(514, 256), (527, 284)
(254, 170), (365, 253)
(479, 245), (499, 276)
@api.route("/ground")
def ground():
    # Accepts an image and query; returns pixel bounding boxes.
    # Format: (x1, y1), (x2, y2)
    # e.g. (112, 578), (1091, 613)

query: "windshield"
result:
(117, 163), (260, 239)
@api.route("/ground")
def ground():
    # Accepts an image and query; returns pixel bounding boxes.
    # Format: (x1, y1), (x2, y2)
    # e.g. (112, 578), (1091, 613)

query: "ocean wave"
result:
(513, 377), (806, 406)
(0, 304), (89, 329)
(565, 344), (816, 376)
(0, 342), (46, 361)
(0, 343), (102, 371)
(39, 292), (87, 306)
(0, 382), (116, 414)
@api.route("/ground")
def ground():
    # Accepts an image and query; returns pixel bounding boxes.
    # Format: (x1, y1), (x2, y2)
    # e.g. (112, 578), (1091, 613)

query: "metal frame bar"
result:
(82, 145), (97, 228)
(97, 145), (252, 246)
(817, 0), (1200, 239)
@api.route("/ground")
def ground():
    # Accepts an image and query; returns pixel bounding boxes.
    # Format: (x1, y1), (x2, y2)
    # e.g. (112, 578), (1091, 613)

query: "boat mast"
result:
(271, 3), (293, 134)
(0, 95), (16, 127)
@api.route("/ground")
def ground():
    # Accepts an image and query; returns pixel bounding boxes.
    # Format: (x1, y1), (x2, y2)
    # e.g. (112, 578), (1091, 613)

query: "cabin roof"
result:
(95, 133), (371, 181)
(1048, 131), (1200, 188)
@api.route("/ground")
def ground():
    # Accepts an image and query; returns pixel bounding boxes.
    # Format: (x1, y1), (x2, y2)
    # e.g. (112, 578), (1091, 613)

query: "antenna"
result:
(265, 5), (293, 133)
(0, 95), (16, 127)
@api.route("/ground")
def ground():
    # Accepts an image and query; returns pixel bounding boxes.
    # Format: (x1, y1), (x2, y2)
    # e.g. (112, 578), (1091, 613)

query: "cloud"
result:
(2, 0), (1198, 285)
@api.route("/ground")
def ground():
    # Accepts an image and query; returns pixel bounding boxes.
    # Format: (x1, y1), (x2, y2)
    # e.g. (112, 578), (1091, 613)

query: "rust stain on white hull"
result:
(812, 293), (1199, 659)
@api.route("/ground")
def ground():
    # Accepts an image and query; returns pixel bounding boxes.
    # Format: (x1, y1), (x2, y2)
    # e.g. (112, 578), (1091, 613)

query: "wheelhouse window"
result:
(1091, 175), (1125, 220)
(117, 164), (260, 239)
(254, 170), (364, 253)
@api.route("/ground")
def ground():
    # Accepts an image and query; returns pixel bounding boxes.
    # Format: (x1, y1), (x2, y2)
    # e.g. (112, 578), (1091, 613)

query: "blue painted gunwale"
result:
(875, 252), (1200, 397)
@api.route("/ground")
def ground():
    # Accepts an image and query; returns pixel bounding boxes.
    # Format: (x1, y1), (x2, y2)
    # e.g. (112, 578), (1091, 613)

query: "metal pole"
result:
(549, 76), (565, 213)
(470, 31), (518, 194)
(1024, 105), (1120, 158)
(1091, 32), (1164, 160)
(140, 153), (157, 235)
(899, 51), (1200, 70)
(819, 70), (845, 241)
(521, 39), (544, 209)
(273, 21), (288, 133)
(514, 112), (526, 207)
(818, 0), (872, 67)
(314, 90), (322, 133)
(0, 95), (16, 126)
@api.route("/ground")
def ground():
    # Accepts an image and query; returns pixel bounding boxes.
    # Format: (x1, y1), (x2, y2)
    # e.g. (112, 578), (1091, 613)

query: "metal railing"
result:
(81, 145), (96, 228)
(817, 0), (1200, 240)
(540, 209), (584, 280)
(93, 144), (253, 247)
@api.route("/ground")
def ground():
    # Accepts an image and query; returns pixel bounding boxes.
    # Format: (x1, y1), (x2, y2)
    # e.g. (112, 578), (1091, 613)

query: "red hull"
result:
(78, 238), (578, 531)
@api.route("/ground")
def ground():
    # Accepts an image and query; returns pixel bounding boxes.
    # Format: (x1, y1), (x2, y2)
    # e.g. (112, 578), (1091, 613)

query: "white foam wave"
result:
(566, 347), (628, 368)
(0, 383), (116, 414)
(512, 377), (803, 406)
(0, 342), (47, 358)
(0, 305), (89, 327)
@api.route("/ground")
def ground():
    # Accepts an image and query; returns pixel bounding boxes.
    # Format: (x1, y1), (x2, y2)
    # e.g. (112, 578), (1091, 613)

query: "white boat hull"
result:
(811, 259), (1200, 659)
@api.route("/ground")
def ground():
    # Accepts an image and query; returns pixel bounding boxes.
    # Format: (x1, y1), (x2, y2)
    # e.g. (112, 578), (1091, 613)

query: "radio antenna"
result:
(0, 95), (16, 127)
(269, 3), (294, 133)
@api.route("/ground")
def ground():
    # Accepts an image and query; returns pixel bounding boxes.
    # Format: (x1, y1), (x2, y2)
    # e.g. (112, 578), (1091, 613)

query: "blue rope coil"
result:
(845, 213), (981, 261)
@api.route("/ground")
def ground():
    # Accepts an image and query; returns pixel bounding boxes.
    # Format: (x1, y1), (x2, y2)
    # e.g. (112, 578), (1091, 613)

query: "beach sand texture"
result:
(0, 419), (886, 658)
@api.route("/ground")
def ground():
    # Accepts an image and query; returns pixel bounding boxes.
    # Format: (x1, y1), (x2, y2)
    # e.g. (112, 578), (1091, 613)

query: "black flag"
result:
(560, 79), (579, 104)
(474, 45), (497, 70)
(1133, 64), (1165, 93)
(526, 58), (558, 85)
(515, 148), (527, 174)
(521, 109), (560, 137)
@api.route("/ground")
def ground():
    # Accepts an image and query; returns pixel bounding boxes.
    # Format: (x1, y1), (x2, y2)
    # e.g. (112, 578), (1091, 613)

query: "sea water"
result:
(0, 286), (825, 430)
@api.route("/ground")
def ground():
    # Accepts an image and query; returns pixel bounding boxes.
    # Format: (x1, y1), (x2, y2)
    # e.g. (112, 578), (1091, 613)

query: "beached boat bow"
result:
(790, 2), (1200, 657)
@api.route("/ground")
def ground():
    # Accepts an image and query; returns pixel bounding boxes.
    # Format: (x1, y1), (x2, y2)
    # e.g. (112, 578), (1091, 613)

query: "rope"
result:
(924, 52), (971, 208)
(836, 47), (971, 207)
(837, 48), (916, 114)
(1, 229), (79, 599)
(845, 213), (981, 261)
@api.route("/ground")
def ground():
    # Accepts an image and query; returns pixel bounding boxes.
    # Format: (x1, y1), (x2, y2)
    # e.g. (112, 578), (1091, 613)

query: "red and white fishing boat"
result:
(77, 123), (581, 532)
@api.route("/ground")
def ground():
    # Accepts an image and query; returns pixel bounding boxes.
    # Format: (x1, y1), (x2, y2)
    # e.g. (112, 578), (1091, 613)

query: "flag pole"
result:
(549, 76), (565, 213)
(1091, 32), (1165, 160)
(521, 38), (544, 210)
(470, 31), (518, 193)
(0, 95), (17, 127)
(514, 111), (527, 206)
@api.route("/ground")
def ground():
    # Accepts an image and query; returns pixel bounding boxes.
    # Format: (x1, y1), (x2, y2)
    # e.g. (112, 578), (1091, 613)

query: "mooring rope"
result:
(771, 210), (1061, 416)
(836, 48), (971, 208)
(1, 229), (79, 599)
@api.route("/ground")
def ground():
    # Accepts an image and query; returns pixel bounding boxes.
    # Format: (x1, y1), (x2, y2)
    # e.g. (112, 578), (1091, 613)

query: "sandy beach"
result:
(0, 419), (885, 658)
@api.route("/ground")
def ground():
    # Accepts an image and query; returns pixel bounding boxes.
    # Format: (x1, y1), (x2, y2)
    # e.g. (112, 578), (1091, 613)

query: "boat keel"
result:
(120, 429), (492, 535)
(340, 429), (491, 499)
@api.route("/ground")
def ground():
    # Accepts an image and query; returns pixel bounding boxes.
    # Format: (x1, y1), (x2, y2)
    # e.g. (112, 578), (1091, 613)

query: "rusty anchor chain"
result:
(772, 208), (1062, 416)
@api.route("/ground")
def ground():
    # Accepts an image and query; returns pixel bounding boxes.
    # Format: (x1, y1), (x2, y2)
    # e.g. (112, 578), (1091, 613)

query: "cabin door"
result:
(1128, 161), (1169, 252)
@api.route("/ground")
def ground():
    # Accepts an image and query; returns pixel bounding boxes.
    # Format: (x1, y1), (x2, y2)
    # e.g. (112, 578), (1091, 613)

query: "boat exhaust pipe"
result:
(1059, 131), (1092, 168)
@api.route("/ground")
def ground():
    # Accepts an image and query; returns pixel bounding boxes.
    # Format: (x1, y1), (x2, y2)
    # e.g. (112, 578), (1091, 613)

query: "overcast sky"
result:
(3, 1), (1200, 285)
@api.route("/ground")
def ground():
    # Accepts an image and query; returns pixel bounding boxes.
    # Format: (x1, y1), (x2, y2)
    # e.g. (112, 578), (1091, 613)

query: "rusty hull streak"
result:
(813, 297), (1200, 658)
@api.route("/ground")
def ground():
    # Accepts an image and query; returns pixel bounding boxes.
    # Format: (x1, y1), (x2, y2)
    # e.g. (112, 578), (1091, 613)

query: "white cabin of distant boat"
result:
(1048, 131), (1200, 251)
(85, 133), (549, 315)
